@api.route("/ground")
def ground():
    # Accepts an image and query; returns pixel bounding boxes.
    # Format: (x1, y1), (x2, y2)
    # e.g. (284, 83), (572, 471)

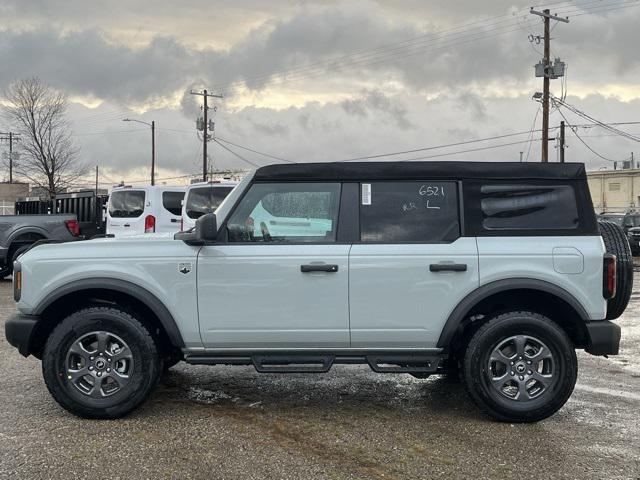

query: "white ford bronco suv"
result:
(5, 161), (632, 422)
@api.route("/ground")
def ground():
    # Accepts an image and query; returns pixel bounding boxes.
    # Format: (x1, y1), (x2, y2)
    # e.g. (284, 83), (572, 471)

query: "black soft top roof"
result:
(253, 161), (586, 182)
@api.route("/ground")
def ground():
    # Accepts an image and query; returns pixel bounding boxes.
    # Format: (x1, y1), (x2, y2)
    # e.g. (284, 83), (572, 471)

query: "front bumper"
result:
(5, 312), (40, 357)
(585, 320), (621, 356)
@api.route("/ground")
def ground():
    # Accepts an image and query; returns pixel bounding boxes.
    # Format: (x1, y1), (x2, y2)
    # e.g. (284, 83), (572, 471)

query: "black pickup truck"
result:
(0, 214), (81, 278)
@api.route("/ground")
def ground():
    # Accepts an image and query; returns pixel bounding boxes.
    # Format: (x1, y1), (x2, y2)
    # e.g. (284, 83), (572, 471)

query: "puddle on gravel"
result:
(186, 387), (237, 405)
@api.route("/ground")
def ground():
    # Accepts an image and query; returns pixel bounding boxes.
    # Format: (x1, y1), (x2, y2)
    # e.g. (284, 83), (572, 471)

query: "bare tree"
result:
(2, 78), (85, 197)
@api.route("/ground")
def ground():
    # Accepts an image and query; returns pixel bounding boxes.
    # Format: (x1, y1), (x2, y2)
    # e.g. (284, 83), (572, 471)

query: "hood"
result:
(18, 233), (194, 264)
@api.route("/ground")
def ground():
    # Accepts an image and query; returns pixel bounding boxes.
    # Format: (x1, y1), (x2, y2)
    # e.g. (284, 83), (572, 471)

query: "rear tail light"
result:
(64, 219), (80, 237)
(145, 215), (156, 233)
(603, 254), (617, 299)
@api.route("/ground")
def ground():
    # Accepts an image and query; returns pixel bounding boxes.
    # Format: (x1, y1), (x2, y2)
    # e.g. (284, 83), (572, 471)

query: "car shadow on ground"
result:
(149, 365), (481, 422)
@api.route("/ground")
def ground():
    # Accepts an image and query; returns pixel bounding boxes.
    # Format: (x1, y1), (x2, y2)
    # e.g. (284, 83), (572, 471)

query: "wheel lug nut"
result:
(107, 358), (111, 362)
(106, 368), (111, 373)
(97, 372), (102, 377)
(510, 361), (514, 365)
(511, 371), (515, 376)
(519, 375), (524, 381)
(527, 360), (532, 365)
(527, 370), (532, 375)
(89, 366), (94, 371)
(90, 356), (94, 361)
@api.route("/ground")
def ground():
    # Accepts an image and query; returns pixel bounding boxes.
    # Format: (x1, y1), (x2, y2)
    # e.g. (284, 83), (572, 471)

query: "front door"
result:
(349, 181), (479, 349)
(197, 182), (350, 349)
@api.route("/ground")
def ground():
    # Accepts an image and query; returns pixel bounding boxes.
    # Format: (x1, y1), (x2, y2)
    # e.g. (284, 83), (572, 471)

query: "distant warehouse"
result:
(588, 166), (640, 213)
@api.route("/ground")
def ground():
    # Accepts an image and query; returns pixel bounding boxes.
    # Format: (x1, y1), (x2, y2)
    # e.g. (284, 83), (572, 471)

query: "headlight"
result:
(13, 261), (21, 302)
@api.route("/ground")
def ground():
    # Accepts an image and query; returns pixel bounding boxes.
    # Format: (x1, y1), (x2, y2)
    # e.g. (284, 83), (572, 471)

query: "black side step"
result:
(252, 355), (334, 373)
(366, 354), (440, 373)
(185, 356), (252, 366)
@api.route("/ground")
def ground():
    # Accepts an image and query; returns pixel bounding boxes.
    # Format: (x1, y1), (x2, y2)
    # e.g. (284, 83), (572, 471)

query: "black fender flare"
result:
(436, 278), (591, 349)
(7, 226), (49, 245)
(33, 278), (185, 348)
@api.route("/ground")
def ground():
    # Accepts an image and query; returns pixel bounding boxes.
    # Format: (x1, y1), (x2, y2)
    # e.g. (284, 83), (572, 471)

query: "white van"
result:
(181, 181), (238, 231)
(107, 185), (186, 236)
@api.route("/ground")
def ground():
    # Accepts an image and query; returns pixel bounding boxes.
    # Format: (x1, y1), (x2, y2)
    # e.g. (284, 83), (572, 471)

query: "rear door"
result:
(349, 181), (479, 348)
(157, 189), (185, 233)
(197, 181), (350, 349)
(107, 189), (147, 236)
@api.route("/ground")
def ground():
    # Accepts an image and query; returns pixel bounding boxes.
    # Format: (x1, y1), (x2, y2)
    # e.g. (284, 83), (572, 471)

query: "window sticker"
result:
(362, 183), (371, 205)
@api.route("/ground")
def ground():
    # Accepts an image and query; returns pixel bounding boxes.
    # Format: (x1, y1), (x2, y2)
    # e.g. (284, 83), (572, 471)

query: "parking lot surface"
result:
(1, 278), (639, 480)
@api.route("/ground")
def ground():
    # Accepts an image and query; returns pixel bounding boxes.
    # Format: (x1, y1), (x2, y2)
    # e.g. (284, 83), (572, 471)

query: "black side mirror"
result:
(196, 213), (218, 242)
(174, 213), (217, 245)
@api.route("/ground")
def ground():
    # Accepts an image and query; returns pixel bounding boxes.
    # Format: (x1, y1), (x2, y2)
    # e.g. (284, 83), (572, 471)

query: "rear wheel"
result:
(42, 307), (161, 419)
(598, 220), (633, 320)
(462, 311), (577, 422)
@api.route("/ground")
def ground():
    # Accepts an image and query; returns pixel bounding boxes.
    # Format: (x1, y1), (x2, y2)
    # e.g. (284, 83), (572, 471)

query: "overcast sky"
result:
(1, 0), (639, 187)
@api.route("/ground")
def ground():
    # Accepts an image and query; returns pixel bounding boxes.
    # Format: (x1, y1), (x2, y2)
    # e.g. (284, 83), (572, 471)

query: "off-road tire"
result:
(598, 220), (633, 320)
(0, 244), (32, 279)
(42, 307), (161, 419)
(462, 311), (577, 423)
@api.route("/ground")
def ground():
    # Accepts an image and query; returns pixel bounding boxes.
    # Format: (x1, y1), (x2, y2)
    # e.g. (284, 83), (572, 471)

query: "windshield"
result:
(186, 186), (234, 219)
(108, 190), (145, 218)
(624, 215), (640, 228)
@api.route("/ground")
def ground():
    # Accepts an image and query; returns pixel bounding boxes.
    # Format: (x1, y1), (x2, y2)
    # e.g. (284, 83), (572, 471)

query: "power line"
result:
(215, 136), (295, 164)
(213, 139), (261, 167)
(393, 139), (542, 162)
(551, 95), (640, 142)
(556, 107), (629, 162)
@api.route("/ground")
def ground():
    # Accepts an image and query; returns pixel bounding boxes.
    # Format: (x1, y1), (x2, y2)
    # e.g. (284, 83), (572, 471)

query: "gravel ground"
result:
(0, 276), (639, 480)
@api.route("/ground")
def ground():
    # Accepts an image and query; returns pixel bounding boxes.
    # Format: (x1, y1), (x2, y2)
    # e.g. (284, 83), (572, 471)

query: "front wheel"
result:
(462, 311), (577, 423)
(42, 307), (161, 419)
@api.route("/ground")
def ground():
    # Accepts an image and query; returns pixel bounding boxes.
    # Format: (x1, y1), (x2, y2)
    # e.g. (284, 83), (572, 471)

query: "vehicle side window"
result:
(186, 186), (234, 219)
(480, 184), (578, 230)
(108, 190), (145, 218)
(227, 183), (341, 243)
(162, 191), (184, 216)
(359, 181), (460, 243)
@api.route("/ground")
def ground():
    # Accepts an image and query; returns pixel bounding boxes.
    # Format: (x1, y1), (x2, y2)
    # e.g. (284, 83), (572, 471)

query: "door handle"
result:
(301, 264), (339, 273)
(124, 223), (130, 227)
(429, 263), (467, 272)
(170, 218), (180, 223)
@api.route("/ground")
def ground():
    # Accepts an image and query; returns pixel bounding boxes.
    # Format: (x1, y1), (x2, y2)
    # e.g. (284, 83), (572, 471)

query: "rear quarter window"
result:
(108, 190), (145, 218)
(464, 181), (584, 235)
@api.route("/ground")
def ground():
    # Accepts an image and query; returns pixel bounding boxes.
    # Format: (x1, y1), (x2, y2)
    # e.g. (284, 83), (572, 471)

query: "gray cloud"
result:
(61, 91), (640, 184)
(1, 0), (639, 186)
(2, 1), (639, 106)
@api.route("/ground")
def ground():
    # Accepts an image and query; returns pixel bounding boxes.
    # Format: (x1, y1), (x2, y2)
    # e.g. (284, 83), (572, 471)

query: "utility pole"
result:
(632, 152), (635, 169)
(95, 165), (99, 196)
(0, 131), (20, 182)
(151, 121), (155, 186)
(559, 121), (565, 163)
(519, 151), (523, 163)
(191, 89), (223, 181)
(530, 8), (568, 162)
(122, 118), (155, 185)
